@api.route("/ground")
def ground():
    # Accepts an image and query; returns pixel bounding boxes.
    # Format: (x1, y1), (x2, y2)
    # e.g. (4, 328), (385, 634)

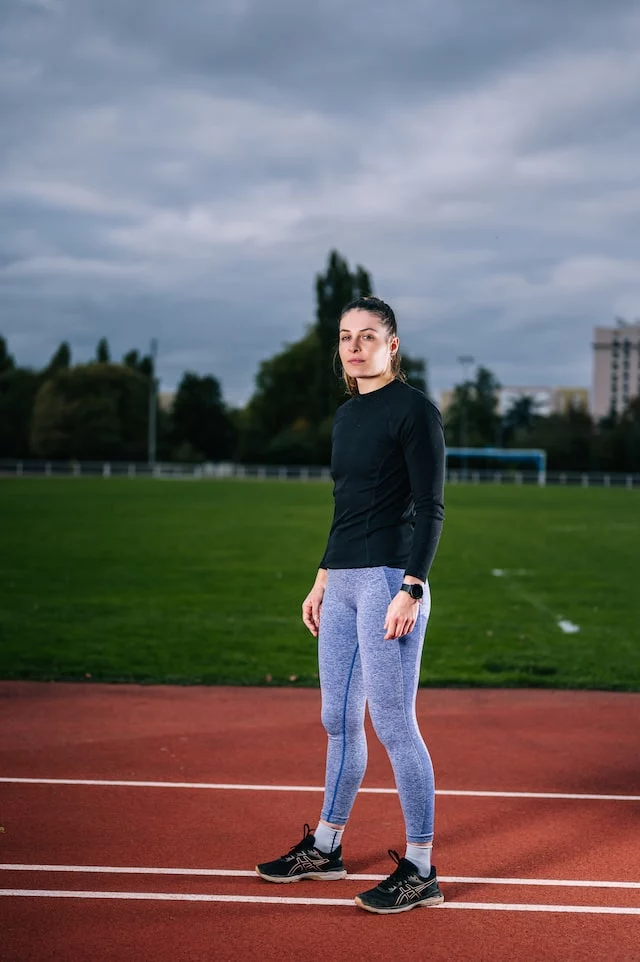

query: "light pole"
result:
(457, 354), (474, 479)
(148, 338), (158, 467)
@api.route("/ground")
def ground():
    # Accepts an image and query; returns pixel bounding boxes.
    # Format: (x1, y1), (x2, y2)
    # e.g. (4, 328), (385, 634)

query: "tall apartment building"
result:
(592, 323), (640, 418)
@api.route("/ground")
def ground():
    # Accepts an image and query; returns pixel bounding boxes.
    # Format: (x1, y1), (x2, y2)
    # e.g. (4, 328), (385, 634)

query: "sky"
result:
(2, 0), (640, 407)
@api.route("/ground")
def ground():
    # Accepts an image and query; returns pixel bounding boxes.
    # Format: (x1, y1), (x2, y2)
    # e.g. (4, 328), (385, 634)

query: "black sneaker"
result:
(354, 850), (444, 914)
(255, 824), (347, 883)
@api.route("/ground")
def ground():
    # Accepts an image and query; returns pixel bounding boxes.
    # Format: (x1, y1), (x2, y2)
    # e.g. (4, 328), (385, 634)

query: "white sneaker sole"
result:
(354, 893), (445, 914)
(255, 867), (347, 883)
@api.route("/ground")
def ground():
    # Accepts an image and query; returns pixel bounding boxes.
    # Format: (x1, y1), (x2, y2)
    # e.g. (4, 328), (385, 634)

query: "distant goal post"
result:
(445, 447), (547, 486)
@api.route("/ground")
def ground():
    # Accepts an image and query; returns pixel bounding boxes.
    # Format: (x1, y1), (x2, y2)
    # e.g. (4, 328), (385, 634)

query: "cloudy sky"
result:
(2, 0), (640, 406)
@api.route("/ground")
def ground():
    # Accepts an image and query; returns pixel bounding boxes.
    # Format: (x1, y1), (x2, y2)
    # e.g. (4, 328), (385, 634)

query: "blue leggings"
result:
(318, 567), (435, 844)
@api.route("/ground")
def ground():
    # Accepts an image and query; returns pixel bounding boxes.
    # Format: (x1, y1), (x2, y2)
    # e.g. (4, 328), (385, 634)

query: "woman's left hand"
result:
(384, 592), (420, 640)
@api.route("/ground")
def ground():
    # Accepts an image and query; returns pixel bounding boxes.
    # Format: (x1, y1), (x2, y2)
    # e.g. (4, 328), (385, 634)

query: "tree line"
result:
(444, 367), (640, 473)
(1, 250), (639, 471)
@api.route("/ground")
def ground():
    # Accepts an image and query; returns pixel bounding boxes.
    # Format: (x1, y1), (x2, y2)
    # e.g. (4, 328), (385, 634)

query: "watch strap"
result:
(400, 583), (423, 600)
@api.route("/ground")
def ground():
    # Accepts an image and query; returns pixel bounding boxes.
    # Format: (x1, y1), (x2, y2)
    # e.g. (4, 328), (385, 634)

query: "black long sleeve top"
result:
(319, 379), (446, 582)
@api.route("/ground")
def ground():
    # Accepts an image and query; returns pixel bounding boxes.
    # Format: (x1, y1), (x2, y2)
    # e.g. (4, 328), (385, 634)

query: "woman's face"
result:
(338, 309), (399, 381)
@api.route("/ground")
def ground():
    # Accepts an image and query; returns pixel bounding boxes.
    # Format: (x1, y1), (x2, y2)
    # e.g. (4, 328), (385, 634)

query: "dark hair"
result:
(335, 296), (406, 396)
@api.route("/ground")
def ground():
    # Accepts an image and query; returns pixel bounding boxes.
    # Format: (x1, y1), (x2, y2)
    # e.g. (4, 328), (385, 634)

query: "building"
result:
(592, 322), (640, 419)
(158, 391), (176, 412)
(497, 386), (589, 417)
(439, 386), (589, 418)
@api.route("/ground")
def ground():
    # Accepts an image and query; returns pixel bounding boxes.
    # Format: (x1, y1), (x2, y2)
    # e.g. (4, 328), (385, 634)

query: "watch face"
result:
(404, 583), (423, 600)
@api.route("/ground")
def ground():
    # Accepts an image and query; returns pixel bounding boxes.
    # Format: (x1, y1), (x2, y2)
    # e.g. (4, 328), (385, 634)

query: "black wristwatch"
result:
(400, 583), (423, 601)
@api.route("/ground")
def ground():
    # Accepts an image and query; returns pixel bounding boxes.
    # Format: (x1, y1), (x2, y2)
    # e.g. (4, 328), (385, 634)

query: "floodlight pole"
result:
(457, 354), (474, 479)
(148, 338), (158, 468)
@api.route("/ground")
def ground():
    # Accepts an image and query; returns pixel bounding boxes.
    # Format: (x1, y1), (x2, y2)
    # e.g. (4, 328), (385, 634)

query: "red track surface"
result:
(1, 683), (639, 962)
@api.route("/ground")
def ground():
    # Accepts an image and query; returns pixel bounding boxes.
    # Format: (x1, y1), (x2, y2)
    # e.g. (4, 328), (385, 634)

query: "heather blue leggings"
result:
(318, 567), (435, 844)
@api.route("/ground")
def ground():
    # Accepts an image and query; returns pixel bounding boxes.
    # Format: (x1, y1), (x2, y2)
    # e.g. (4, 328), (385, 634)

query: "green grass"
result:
(0, 478), (638, 690)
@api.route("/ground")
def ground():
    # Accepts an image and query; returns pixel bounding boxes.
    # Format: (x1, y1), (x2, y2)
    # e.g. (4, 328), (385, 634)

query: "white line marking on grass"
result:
(1, 865), (639, 889)
(489, 569), (581, 634)
(557, 618), (580, 634)
(1, 890), (640, 914)
(1, 777), (639, 802)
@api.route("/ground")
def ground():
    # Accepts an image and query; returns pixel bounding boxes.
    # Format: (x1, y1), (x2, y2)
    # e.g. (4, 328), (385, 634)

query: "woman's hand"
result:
(384, 591), (420, 640)
(302, 571), (327, 637)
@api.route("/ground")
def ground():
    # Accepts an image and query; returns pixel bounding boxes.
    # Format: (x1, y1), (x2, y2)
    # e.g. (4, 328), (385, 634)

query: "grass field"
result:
(0, 478), (638, 690)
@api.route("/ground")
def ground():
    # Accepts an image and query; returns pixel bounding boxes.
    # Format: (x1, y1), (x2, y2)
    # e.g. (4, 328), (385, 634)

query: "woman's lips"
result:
(348, 359), (364, 364)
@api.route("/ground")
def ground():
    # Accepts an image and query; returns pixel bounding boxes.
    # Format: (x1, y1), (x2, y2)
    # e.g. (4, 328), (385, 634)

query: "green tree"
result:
(95, 338), (110, 363)
(607, 397), (640, 472)
(0, 367), (40, 458)
(518, 404), (594, 471)
(123, 349), (140, 369)
(0, 335), (15, 374)
(45, 341), (72, 374)
(402, 355), (428, 395)
(445, 366), (501, 448)
(123, 349), (154, 377)
(171, 372), (236, 461)
(30, 363), (148, 460)
(138, 355), (154, 378)
(315, 250), (373, 419)
(240, 329), (319, 454)
(0, 336), (73, 457)
(238, 251), (430, 464)
(502, 395), (540, 445)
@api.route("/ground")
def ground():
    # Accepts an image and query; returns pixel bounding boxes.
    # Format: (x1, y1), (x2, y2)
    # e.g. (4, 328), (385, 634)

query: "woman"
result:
(256, 296), (446, 914)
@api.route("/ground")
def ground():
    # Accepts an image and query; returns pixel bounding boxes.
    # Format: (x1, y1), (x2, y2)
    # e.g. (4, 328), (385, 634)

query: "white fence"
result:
(2, 459), (640, 488)
(1, 459), (332, 482)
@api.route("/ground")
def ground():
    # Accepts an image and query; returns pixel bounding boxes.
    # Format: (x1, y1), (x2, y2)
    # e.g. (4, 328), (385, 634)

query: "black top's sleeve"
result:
(398, 398), (446, 581)
(318, 508), (336, 569)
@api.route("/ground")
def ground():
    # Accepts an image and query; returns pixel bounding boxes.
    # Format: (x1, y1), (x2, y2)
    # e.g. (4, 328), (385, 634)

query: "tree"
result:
(123, 349), (140, 369)
(95, 338), (110, 363)
(123, 349), (154, 377)
(314, 250), (373, 419)
(238, 250), (431, 464)
(30, 363), (148, 460)
(607, 396), (640, 472)
(45, 342), (71, 374)
(171, 372), (236, 461)
(0, 367), (40, 458)
(518, 403), (594, 471)
(445, 366), (501, 448)
(242, 330), (319, 445)
(402, 355), (428, 395)
(0, 335), (15, 374)
(137, 355), (154, 378)
(502, 395), (540, 445)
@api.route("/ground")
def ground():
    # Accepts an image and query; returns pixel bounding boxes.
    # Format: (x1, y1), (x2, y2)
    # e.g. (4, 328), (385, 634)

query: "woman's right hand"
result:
(302, 573), (327, 637)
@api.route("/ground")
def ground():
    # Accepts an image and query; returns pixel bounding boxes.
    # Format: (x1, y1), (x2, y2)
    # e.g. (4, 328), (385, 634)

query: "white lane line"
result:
(1, 778), (639, 802)
(1, 889), (639, 914)
(1, 865), (639, 889)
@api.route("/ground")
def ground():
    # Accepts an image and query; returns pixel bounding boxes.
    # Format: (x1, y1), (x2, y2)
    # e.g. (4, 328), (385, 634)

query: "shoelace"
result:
(377, 850), (415, 891)
(282, 823), (315, 859)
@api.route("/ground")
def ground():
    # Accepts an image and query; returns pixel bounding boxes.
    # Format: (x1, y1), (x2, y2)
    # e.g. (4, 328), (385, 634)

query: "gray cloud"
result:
(1, 0), (640, 406)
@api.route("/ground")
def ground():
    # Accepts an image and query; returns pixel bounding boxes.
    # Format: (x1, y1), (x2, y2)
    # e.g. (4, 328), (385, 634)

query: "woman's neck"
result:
(357, 373), (396, 395)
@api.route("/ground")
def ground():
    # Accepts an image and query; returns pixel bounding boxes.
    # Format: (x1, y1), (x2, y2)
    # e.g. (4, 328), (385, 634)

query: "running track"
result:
(0, 683), (639, 962)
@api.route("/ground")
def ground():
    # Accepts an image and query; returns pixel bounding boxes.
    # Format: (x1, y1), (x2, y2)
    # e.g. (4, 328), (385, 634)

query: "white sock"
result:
(405, 843), (432, 877)
(314, 820), (344, 853)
